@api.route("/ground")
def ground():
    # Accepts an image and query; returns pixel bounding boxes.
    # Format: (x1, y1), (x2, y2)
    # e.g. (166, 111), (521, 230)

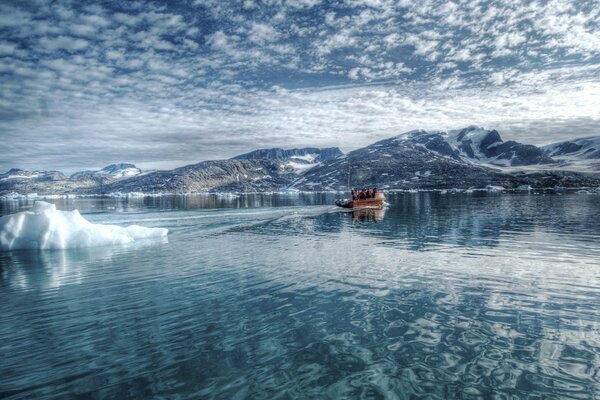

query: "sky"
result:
(0, 0), (599, 173)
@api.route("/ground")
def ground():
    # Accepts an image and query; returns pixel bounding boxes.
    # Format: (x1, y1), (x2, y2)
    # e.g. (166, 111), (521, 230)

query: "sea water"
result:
(1, 192), (599, 399)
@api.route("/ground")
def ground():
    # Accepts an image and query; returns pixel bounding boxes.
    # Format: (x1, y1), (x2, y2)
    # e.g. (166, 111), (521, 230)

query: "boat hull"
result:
(335, 198), (385, 209)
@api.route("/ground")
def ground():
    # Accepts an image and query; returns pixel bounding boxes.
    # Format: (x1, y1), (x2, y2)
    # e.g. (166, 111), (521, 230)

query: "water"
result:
(1, 192), (599, 399)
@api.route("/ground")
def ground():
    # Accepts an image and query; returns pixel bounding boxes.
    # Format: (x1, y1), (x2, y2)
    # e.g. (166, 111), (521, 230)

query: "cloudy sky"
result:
(1, 0), (599, 172)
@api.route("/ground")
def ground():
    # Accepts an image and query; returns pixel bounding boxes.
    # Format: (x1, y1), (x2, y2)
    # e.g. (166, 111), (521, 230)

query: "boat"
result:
(335, 188), (385, 209)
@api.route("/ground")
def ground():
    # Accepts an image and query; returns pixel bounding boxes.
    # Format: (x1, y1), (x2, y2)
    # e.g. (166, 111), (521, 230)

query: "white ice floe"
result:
(1, 192), (42, 200)
(106, 192), (166, 198)
(0, 201), (168, 251)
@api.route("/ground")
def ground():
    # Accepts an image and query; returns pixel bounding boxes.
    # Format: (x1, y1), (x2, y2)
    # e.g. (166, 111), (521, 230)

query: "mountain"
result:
(291, 129), (596, 191)
(444, 126), (554, 166)
(0, 164), (142, 196)
(96, 159), (297, 194)
(344, 127), (553, 169)
(1, 130), (599, 197)
(0, 169), (69, 196)
(291, 131), (505, 191)
(0, 168), (66, 182)
(232, 147), (343, 174)
(233, 147), (342, 162)
(71, 163), (141, 181)
(542, 137), (600, 160)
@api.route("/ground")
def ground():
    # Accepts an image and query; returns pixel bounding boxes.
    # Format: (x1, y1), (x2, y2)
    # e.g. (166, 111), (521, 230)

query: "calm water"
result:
(1, 192), (600, 399)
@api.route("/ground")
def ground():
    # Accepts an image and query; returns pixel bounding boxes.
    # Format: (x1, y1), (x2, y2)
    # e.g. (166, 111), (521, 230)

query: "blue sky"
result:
(0, 0), (599, 172)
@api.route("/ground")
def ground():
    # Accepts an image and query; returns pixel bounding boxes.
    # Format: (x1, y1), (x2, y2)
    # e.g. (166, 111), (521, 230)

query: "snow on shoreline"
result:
(0, 201), (168, 251)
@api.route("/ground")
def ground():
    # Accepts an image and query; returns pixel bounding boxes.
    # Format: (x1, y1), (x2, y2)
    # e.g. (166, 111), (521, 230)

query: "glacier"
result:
(0, 201), (168, 251)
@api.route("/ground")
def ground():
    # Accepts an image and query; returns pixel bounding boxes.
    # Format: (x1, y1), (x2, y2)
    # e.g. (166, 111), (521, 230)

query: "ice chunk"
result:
(0, 201), (168, 251)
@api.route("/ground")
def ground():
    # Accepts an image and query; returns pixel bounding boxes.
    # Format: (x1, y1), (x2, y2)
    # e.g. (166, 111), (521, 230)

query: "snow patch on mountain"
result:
(542, 137), (600, 160)
(72, 163), (141, 180)
(97, 163), (142, 179)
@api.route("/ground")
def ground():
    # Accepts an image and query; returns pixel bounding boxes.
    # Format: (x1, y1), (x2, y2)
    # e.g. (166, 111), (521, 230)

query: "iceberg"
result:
(0, 201), (168, 251)
(516, 184), (532, 192)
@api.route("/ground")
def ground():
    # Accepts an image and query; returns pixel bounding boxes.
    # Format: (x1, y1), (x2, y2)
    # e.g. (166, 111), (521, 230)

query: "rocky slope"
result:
(2, 131), (599, 197)
(0, 164), (141, 196)
(96, 159), (297, 194)
(233, 147), (342, 162)
(542, 136), (600, 160)
(71, 163), (141, 181)
(0, 149), (337, 196)
(291, 129), (598, 191)
(232, 147), (343, 174)
(444, 126), (554, 166)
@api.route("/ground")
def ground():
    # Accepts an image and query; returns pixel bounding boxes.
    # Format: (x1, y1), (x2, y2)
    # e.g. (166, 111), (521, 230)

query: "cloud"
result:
(247, 22), (279, 44)
(38, 36), (90, 51)
(0, 0), (598, 172)
(207, 30), (235, 51)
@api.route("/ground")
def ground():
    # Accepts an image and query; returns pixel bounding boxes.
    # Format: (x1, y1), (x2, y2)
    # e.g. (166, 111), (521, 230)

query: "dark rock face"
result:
(447, 127), (554, 166)
(291, 133), (504, 191)
(485, 141), (553, 166)
(479, 130), (502, 150)
(290, 130), (599, 191)
(402, 130), (462, 160)
(2, 130), (600, 196)
(232, 147), (343, 163)
(543, 137), (600, 159)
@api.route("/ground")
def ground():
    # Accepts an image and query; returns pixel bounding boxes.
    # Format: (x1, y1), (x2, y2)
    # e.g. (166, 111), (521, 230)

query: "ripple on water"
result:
(1, 193), (600, 399)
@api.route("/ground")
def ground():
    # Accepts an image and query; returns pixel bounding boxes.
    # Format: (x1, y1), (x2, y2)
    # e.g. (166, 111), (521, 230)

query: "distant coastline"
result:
(2, 127), (600, 198)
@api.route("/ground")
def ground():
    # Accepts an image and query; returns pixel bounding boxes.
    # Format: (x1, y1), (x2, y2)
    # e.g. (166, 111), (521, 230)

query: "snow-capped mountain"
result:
(291, 132), (504, 191)
(232, 147), (343, 174)
(291, 128), (596, 191)
(97, 159), (296, 194)
(444, 126), (554, 166)
(0, 168), (66, 182)
(2, 129), (599, 197)
(387, 126), (553, 167)
(71, 163), (141, 181)
(542, 137), (600, 160)
(0, 164), (142, 196)
(97, 163), (142, 178)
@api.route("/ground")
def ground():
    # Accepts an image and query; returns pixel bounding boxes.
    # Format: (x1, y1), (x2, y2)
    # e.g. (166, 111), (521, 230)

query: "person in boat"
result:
(359, 189), (365, 199)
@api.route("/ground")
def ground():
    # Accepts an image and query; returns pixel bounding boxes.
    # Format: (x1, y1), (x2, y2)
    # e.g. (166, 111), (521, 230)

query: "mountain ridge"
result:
(2, 132), (599, 197)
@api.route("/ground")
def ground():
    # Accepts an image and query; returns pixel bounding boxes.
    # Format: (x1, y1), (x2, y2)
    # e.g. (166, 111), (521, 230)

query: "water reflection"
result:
(0, 239), (168, 291)
(351, 208), (386, 223)
(1, 193), (600, 399)
(0, 192), (336, 216)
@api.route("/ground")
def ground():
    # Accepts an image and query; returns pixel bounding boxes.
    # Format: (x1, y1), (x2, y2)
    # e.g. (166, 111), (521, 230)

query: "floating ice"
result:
(0, 201), (168, 251)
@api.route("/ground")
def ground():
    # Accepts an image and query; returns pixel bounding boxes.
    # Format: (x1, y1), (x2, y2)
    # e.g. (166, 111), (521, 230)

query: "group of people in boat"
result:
(351, 187), (379, 200)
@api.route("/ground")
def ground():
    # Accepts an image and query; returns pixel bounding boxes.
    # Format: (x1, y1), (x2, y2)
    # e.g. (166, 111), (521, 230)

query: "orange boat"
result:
(335, 188), (385, 209)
